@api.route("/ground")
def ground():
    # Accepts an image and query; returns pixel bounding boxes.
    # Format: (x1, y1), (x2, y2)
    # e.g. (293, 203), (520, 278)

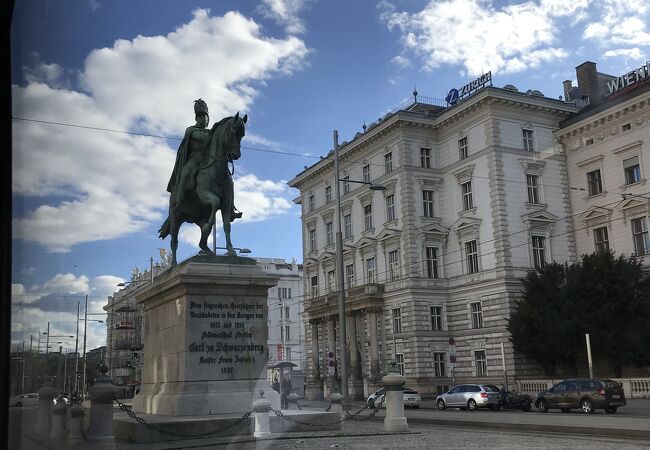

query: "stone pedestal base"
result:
(384, 416), (408, 432)
(348, 378), (365, 400)
(306, 380), (324, 400)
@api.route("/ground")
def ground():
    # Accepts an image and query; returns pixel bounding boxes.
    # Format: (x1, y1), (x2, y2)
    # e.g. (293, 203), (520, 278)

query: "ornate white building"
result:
(558, 61), (650, 264)
(289, 84), (580, 399)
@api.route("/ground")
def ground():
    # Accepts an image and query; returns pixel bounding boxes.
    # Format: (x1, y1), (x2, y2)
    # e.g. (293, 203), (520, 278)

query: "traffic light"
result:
(327, 351), (335, 376)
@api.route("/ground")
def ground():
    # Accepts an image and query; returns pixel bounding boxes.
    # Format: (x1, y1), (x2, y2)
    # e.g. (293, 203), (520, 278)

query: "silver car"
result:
(436, 384), (499, 411)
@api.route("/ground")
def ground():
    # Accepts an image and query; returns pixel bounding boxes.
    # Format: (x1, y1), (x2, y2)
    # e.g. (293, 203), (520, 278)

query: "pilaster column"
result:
(327, 316), (336, 369)
(309, 319), (320, 381)
(348, 312), (360, 379)
(368, 309), (380, 378)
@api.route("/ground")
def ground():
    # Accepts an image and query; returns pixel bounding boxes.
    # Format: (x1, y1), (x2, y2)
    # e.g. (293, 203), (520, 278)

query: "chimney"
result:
(575, 61), (600, 104)
(563, 80), (573, 101)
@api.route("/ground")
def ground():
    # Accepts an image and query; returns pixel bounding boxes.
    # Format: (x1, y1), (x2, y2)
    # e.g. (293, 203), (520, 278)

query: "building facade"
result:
(290, 84), (580, 399)
(558, 61), (650, 265)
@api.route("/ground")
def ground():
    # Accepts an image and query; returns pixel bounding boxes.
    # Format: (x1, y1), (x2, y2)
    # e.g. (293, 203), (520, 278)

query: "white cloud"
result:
(379, 0), (581, 76)
(13, 9), (308, 252)
(257, 0), (312, 35)
(583, 0), (650, 48)
(391, 55), (412, 68)
(603, 48), (644, 60)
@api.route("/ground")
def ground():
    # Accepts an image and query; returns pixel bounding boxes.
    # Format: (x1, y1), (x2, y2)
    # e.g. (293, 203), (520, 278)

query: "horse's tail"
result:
(159, 217), (170, 239)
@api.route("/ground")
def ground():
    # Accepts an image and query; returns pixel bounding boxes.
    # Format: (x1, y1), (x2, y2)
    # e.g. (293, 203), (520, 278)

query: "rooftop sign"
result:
(446, 71), (492, 106)
(606, 62), (650, 97)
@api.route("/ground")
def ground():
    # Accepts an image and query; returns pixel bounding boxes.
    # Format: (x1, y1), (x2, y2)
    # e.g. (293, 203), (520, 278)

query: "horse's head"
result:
(225, 112), (247, 161)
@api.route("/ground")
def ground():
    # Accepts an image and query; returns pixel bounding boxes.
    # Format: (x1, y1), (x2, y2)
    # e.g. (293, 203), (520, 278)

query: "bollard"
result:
(87, 362), (118, 446)
(35, 378), (58, 437)
(329, 392), (344, 419)
(382, 360), (408, 432)
(253, 391), (272, 438)
(49, 399), (68, 440)
(287, 392), (300, 411)
(67, 403), (85, 446)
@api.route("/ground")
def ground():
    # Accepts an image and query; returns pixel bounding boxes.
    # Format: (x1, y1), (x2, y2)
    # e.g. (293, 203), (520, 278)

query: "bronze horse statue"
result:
(159, 113), (247, 264)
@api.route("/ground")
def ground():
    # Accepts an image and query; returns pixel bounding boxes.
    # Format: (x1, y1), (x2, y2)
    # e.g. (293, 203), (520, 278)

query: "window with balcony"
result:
(325, 185), (332, 203)
(526, 174), (540, 204)
(386, 194), (395, 222)
(475, 350), (487, 376)
(470, 301), (483, 329)
(461, 181), (473, 211)
(345, 264), (355, 288)
(308, 229), (316, 252)
(532, 235), (546, 268)
(326, 221), (333, 246)
(425, 246), (439, 278)
(593, 227), (609, 253)
(522, 129), (534, 151)
(430, 306), (443, 331)
(632, 217), (650, 256)
(422, 190), (434, 217)
(433, 352), (446, 377)
(344, 213), (352, 239)
(384, 152), (393, 173)
(362, 165), (370, 183)
(366, 257), (376, 284)
(458, 136), (468, 160)
(392, 308), (402, 333)
(364, 204), (373, 231)
(465, 240), (479, 274)
(624, 156), (641, 185)
(388, 249), (400, 281)
(586, 169), (603, 196)
(420, 148), (431, 168)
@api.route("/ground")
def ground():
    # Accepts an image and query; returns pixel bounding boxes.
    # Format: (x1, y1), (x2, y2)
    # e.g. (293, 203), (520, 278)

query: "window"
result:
(287, 288), (292, 298)
(586, 137), (594, 145)
(624, 156), (641, 185)
(622, 123), (631, 131)
(392, 308), (402, 333)
(433, 352), (446, 377)
(586, 169), (603, 196)
(522, 129), (534, 151)
(326, 221), (333, 246)
(420, 148), (431, 168)
(325, 185), (332, 203)
(309, 229), (316, 252)
(345, 264), (355, 288)
(364, 204), (373, 231)
(384, 152), (393, 173)
(425, 246), (439, 278)
(310, 275), (318, 297)
(342, 175), (350, 194)
(281, 325), (290, 341)
(461, 181), (473, 210)
(458, 137), (468, 160)
(286, 345), (292, 361)
(632, 217), (650, 256)
(594, 227), (609, 253)
(430, 306), (443, 331)
(470, 301), (483, 329)
(422, 190), (435, 217)
(388, 249), (400, 281)
(362, 165), (370, 183)
(308, 194), (315, 212)
(366, 257), (376, 283)
(284, 306), (290, 319)
(474, 350), (487, 376)
(344, 213), (352, 239)
(327, 270), (336, 293)
(395, 353), (405, 376)
(386, 194), (395, 222)
(532, 235), (546, 268)
(526, 175), (539, 204)
(465, 240), (479, 274)
(279, 287), (291, 299)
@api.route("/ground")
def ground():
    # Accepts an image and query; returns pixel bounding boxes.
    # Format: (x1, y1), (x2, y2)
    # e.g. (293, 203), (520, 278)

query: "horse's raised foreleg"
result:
(221, 210), (235, 256)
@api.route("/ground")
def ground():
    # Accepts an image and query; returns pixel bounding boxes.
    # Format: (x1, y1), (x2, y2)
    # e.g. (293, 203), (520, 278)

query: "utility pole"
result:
(586, 333), (594, 378)
(21, 341), (25, 394)
(82, 295), (88, 397)
(45, 322), (50, 355)
(74, 301), (80, 396)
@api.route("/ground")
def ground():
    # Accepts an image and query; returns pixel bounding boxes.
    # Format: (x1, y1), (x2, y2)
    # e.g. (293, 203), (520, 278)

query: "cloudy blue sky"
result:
(11, 0), (650, 349)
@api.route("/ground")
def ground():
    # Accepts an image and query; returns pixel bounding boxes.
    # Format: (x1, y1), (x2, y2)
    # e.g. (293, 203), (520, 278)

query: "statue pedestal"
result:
(132, 255), (280, 416)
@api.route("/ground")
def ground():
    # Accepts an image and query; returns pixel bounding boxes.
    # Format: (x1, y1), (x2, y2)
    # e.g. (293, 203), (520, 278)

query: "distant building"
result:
(558, 60), (650, 268)
(289, 80), (580, 399)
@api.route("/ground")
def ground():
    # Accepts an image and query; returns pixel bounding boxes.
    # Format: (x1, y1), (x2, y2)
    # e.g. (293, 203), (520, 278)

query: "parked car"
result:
(9, 393), (39, 407)
(367, 387), (422, 408)
(436, 384), (499, 411)
(535, 378), (626, 414)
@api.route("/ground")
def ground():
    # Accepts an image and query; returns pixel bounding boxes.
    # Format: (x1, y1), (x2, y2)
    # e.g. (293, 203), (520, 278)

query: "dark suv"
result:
(535, 378), (626, 414)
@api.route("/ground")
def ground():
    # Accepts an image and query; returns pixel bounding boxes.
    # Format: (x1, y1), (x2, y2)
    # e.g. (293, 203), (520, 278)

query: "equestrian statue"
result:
(159, 99), (246, 265)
